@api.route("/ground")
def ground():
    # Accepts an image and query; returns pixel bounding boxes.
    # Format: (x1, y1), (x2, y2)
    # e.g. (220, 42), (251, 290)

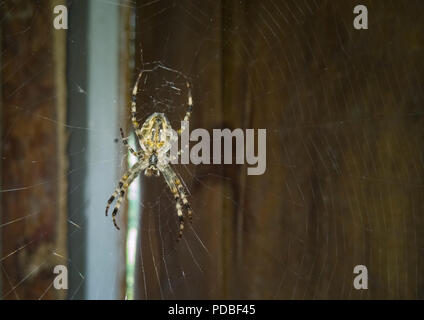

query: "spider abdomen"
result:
(140, 112), (174, 154)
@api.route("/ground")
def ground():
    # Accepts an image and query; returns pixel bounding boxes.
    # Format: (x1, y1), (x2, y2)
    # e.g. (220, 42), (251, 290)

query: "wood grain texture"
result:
(1, 0), (67, 299)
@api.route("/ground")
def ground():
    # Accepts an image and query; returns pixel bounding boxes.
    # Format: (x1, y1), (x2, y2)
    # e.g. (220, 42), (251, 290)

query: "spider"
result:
(105, 64), (193, 240)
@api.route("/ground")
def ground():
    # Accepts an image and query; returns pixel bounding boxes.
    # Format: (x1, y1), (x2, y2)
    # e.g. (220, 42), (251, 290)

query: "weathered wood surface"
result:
(1, 0), (67, 299)
(134, 0), (424, 299)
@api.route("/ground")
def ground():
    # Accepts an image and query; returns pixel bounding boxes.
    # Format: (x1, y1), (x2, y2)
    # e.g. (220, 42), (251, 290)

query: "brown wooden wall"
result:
(134, 0), (424, 299)
(0, 0), (67, 299)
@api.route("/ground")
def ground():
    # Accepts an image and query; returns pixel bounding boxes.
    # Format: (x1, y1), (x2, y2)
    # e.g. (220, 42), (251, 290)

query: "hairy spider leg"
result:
(105, 163), (143, 229)
(120, 127), (138, 157)
(162, 165), (191, 240)
(167, 167), (192, 222)
(163, 165), (193, 229)
(178, 81), (193, 136)
(130, 70), (145, 145)
(174, 176), (193, 222)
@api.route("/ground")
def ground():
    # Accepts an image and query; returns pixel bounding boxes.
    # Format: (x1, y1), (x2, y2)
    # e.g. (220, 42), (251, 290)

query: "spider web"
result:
(1, 0), (424, 300)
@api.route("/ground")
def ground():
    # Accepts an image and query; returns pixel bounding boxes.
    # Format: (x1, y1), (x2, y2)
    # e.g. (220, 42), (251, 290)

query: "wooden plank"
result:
(1, 0), (68, 299)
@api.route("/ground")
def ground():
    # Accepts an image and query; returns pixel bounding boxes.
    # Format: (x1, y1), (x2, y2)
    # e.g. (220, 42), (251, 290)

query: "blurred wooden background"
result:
(134, 0), (424, 299)
(1, 0), (67, 299)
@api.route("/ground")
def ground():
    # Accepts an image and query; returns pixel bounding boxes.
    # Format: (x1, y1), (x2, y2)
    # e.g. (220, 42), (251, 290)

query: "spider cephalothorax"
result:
(105, 65), (193, 240)
(145, 152), (160, 177)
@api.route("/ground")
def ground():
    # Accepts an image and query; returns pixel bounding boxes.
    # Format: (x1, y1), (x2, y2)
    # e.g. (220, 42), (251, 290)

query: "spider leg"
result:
(112, 186), (130, 230)
(131, 68), (146, 144)
(174, 176), (193, 222)
(105, 163), (141, 230)
(167, 167), (192, 222)
(175, 198), (185, 240)
(162, 165), (193, 240)
(120, 128), (138, 157)
(162, 166), (189, 240)
(178, 81), (193, 136)
(105, 170), (132, 217)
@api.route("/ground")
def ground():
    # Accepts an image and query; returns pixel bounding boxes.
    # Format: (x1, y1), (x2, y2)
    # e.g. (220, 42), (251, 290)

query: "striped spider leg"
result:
(178, 81), (193, 135)
(105, 161), (146, 230)
(168, 81), (194, 163)
(162, 165), (193, 239)
(120, 127), (138, 157)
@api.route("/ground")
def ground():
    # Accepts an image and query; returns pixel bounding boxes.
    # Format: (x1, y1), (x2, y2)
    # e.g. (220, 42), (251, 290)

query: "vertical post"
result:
(84, 0), (123, 300)
(118, 3), (136, 299)
(0, 22), (2, 297)
(52, 0), (68, 300)
(67, 0), (89, 300)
